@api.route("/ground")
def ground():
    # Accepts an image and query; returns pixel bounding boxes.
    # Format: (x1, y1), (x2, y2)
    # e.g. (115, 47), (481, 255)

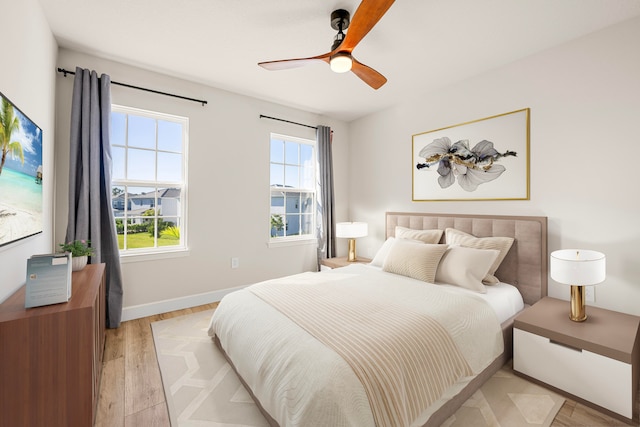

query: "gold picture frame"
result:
(412, 108), (530, 201)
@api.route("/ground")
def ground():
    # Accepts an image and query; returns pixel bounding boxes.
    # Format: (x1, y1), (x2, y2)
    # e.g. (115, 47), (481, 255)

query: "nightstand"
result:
(321, 256), (372, 269)
(513, 297), (640, 423)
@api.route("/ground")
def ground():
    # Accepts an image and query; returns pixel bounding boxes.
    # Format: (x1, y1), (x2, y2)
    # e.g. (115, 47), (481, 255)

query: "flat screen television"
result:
(0, 90), (43, 247)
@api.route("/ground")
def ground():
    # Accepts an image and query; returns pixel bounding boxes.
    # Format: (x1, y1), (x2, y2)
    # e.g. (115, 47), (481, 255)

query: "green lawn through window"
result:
(117, 233), (179, 250)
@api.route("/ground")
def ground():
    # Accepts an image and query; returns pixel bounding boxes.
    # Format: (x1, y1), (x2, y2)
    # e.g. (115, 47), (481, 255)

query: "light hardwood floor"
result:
(94, 303), (635, 427)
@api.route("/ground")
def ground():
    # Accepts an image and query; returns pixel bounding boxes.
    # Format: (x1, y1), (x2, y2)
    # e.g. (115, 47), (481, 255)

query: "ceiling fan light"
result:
(330, 54), (352, 73)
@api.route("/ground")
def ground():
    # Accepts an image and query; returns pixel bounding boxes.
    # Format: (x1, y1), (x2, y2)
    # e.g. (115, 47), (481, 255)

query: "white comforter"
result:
(208, 264), (504, 427)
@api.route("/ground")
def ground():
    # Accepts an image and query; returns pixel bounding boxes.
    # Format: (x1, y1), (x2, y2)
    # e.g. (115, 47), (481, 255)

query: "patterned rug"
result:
(151, 309), (564, 427)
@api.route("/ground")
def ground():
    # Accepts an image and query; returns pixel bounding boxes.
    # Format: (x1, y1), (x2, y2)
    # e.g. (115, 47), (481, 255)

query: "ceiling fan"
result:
(258, 0), (395, 90)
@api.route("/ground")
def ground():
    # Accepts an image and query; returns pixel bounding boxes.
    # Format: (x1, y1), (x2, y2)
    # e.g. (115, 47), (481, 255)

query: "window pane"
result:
(111, 113), (126, 146)
(127, 148), (156, 180)
(301, 214), (313, 235)
(126, 186), (157, 216)
(287, 214), (300, 236)
(112, 146), (125, 180)
(158, 188), (181, 217)
(284, 165), (299, 188)
(285, 141), (298, 164)
(115, 217), (125, 250)
(128, 115), (156, 149)
(300, 164), (314, 189)
(270, 191), (285, 210)
(159, 216), (180, 247)
(111, 185), (126, 215)
(270, 139), (284, 163)
(270, 164), (284, 187)
(285, 193), (301, 214)
(301, 144), (312, 164)
(157, 152), (182, 182)
(301, 193), (313, 213)
(158, 120), (182, 152)
(123, 216), (155, 249)
(270, 213), (285, 237)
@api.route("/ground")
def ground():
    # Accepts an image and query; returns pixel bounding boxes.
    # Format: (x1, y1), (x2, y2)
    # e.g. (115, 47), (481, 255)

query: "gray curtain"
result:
(316, 125), (335, 270)
(66, 67), (123, 328)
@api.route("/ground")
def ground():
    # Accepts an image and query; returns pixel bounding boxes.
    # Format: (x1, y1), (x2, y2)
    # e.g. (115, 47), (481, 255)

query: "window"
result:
(270, 133), (316, 242)
(111, 105), (188, 255)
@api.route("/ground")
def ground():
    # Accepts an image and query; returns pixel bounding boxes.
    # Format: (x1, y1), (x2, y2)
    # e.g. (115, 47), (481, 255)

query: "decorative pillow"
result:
(369, 237), (396, 267)
(444, 228), (514, 284)
(382, 239), (447, 283)
(435, 246), (500, 293)
(395, 226), (443, 244)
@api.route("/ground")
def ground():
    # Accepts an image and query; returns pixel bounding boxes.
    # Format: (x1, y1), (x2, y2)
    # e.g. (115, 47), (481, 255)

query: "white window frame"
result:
(111, 104), (189, 260)
(268, 133), (317, 247)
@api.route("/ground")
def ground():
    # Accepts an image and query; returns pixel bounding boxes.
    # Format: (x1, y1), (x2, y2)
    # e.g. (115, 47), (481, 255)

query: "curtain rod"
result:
(56, 67), (208, 106)
(259, 114), (318, 130)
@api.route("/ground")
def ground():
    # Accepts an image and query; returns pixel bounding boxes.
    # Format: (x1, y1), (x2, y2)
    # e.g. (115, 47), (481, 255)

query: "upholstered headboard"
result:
(386, 212), (548, 305)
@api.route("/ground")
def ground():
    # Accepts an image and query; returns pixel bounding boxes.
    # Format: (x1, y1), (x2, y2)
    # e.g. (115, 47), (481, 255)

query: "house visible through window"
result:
(111, 105), (188, 254)
(270, 133), (316, 241)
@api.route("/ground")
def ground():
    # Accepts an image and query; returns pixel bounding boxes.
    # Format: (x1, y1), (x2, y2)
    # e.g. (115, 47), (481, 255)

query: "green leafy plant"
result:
(59, 239), (95, 257)
(161, 226), (180, 239)
(270, 214), (284, 237)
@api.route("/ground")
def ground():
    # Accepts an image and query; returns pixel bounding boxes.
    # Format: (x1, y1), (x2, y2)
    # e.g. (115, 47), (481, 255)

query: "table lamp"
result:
(550, 249), (606, 322)
(335, 222), (368, 262)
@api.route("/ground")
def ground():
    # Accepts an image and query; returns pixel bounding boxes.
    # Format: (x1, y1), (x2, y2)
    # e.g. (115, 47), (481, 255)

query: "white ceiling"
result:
(39, 0), (640, 122)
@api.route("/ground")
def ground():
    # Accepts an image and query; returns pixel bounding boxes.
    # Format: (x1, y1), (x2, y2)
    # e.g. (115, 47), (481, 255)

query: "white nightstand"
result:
(513, 297), (640, 424)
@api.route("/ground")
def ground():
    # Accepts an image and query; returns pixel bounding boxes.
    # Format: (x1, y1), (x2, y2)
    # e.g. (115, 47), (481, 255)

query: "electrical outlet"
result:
(585, 285), (595, 302)
(231, 257), (239, 269)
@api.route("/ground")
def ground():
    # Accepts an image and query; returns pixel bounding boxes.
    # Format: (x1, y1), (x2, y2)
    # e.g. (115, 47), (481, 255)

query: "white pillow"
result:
(382, 239), (447, 283)
(395, 226), (443, 244)
(370, 237), (396, 267)
(445, 228), (514, 284)
(435, 246), (500, 293)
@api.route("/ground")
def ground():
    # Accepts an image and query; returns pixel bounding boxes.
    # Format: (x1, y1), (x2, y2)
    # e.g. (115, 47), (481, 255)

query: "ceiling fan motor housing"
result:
(331, 9), (350, 51)
(330, 9), (350, 31)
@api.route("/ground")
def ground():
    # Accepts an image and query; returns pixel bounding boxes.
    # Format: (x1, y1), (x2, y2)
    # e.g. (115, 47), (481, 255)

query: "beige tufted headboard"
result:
(386, 212), (548, 305)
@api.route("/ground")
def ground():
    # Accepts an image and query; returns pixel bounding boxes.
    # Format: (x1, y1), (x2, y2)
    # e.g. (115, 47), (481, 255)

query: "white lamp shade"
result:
(550, 249), (606, 286)
(335, 222), (368, 238)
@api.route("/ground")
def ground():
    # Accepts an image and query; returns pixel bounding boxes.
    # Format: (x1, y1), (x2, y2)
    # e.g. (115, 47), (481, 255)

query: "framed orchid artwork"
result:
(412, 108), (530, 201)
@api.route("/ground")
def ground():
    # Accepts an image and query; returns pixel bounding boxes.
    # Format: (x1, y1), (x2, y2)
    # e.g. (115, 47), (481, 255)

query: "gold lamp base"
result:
(347, 238), (357, 262)
(570, 285), (587, 322)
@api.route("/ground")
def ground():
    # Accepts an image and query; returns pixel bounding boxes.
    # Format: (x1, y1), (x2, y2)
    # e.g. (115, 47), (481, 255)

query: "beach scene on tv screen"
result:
(0, 92), (43, 247)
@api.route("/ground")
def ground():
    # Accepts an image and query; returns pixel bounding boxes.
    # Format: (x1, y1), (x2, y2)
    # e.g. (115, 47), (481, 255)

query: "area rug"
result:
(151, 309), (564, 427)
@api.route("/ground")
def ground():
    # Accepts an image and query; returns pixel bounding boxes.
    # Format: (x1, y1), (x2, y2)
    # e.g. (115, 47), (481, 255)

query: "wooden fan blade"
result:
(351, 57), (387, 89)
(341, 0), (395, 52)
(258, 53), (331, 70)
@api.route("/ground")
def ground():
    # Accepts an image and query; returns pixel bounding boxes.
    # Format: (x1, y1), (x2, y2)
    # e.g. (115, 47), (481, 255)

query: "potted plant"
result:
(59, 239), (95, 271)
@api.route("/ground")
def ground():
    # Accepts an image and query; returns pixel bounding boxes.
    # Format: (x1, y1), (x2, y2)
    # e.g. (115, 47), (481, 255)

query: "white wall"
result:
(349, 16), (640, 315)
(54, 49), (350, 316)
(0, 0), (57, 302)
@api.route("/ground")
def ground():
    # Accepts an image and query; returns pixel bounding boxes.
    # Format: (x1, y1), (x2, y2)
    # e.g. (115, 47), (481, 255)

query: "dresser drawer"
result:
(514, 328), (632, 418)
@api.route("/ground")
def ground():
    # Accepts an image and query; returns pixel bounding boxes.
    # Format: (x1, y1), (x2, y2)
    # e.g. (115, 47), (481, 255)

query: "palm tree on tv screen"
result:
(0, 97), (25, 176)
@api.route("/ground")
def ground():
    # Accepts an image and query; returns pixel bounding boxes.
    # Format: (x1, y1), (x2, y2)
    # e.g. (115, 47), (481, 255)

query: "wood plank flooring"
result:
(94, 303), (634, 427)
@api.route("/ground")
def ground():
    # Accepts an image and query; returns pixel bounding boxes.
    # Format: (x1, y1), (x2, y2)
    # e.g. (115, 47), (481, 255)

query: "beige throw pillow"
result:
(435, 246), (500, 293)
(382, 239), (447, 283)
(444, 228), (514, 284)
(395, 226), (443, 244)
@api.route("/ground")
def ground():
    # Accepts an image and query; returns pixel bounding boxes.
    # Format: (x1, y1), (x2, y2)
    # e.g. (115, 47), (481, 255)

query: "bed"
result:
(208, 212), (548, 426)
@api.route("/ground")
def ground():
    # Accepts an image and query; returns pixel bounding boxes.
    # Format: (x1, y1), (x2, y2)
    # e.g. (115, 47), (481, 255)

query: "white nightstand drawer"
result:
(514, 328), (632, 418)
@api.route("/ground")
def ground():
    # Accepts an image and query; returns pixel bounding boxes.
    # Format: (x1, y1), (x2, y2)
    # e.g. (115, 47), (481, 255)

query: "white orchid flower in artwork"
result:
(416, 137), (516, 192)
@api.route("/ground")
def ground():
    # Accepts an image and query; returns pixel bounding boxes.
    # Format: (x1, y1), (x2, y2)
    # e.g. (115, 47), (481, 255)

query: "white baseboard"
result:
(121, 285), (245, 322)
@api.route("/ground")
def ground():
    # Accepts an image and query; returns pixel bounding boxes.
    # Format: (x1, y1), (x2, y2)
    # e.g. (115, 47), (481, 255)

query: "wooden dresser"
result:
(0, 263), (106, 427)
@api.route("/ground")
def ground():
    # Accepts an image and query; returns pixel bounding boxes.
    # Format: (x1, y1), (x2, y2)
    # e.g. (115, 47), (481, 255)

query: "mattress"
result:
(208, 264), (518, 426)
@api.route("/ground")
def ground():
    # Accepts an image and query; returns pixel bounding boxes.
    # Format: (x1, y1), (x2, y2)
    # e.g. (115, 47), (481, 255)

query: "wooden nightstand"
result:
(321, 256), (372, 269)
(513, 296), (640, 424)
